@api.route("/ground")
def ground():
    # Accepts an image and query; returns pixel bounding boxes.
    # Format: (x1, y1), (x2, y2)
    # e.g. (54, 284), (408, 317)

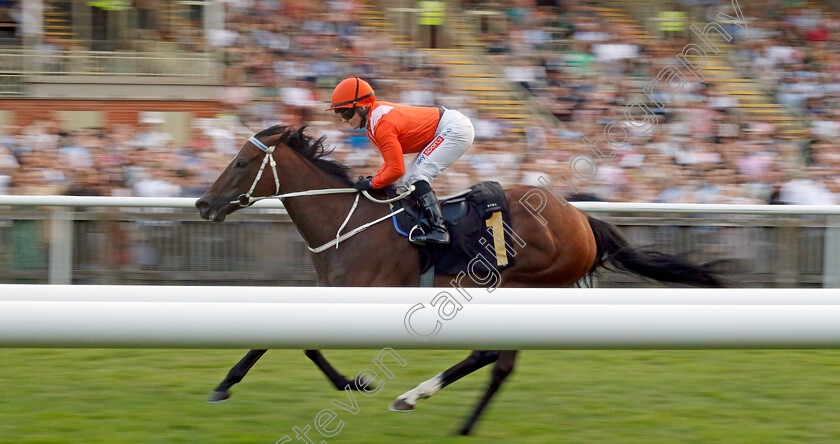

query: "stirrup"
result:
(408, 225), (427, 245)
(409, 225), (450, 245)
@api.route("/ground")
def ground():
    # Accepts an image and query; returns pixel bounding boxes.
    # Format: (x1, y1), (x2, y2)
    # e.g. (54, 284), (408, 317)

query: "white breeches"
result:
(401, 109), (475, 187)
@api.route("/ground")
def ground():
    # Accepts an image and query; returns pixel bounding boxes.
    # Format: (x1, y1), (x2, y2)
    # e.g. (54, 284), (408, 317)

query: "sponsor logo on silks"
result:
(423, 135), (445, 156)
(416, 154), (426, 165)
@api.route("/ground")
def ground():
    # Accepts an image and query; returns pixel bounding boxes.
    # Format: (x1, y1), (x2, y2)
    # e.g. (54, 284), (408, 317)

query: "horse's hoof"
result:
(206, 390), (231, 403)
(457, 428), (472, 436)
(388, 397), (415, 412)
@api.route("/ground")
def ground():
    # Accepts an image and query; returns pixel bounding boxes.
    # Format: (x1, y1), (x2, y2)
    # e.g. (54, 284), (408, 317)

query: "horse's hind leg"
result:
(389, 350), (500, 412)
(207, 349), (267, 403)
(458, 350), (519, 436)
(304, 350), (371, 391)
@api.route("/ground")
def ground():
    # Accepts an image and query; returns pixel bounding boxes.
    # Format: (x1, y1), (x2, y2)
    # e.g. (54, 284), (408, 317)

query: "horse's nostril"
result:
(196, 200), (212, 218)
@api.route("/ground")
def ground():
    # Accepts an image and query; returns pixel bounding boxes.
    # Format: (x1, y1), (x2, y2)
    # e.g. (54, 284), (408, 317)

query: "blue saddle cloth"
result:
(387, 181), (516, 276)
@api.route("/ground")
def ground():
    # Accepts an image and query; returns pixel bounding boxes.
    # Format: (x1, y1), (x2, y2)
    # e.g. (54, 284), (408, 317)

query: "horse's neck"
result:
(276, 153), (380, 252)
(273, 150), (418, 286)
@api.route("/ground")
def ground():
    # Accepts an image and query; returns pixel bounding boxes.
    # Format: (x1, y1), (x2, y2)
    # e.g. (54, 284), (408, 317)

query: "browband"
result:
(248, 136), (271, 152)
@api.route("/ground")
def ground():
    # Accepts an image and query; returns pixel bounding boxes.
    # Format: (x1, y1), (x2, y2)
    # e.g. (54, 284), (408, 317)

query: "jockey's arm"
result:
(370, 126), (406, 189)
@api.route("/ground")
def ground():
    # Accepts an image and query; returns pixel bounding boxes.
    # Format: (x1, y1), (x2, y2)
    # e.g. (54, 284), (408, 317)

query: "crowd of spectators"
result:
(1, 0), (839, 205)
(456, 0), (840, 204)
(730, 1), (840, 139)
(0, 118), (228, 198)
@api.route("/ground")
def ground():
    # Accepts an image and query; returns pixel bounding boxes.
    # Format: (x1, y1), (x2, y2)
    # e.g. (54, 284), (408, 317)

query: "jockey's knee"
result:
(410, 179), (433, 196)
(403, 172), (436, 188)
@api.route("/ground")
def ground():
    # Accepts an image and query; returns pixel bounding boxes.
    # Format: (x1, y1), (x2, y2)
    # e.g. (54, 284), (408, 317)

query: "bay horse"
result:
(195, 125), (723, 435)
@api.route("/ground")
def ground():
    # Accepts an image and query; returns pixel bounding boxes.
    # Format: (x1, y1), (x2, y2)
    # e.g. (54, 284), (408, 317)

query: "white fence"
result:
(1, 286), (839, 349)
(1, 195), (840, 214)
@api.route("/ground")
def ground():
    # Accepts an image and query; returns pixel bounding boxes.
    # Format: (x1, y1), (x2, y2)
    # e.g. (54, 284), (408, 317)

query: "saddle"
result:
(387, 181), (517, 276)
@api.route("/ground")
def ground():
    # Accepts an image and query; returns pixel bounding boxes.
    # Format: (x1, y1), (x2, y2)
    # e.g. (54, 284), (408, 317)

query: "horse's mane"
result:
(256, 125), (354, 186)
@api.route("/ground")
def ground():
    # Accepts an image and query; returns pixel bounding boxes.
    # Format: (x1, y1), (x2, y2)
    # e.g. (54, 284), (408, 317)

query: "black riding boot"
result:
(410, 180), (450, 245)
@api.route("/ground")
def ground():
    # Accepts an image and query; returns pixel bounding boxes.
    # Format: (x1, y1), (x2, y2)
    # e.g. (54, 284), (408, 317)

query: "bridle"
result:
(235, 136), (280, 207)
(231, 134), (413, 253)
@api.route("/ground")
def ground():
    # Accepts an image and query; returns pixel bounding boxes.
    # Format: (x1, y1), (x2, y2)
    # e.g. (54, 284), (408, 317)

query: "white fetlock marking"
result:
(399, 374), (443, 405)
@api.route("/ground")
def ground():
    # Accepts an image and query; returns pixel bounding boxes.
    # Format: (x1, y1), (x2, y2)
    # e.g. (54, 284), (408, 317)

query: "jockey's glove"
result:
(353, 176), (374, 191)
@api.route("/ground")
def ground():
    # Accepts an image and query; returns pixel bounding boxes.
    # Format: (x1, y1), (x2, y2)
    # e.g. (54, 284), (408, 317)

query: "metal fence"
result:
(0, 200), (314, 286)
(2, 48), (219, 78)
(593, 213), (834, 288)
(0, 198), (838, 287)
(0, 47), (219, 95)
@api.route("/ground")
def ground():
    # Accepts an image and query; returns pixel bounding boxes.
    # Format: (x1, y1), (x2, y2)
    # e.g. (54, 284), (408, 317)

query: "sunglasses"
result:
(334, 107), (356, 120)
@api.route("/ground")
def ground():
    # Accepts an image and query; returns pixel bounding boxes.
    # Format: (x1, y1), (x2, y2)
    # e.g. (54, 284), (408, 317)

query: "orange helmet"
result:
(326, 77), (375, 110)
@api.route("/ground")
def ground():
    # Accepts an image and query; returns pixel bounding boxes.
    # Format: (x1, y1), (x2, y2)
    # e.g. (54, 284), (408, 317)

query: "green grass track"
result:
(0, 349), (838, 443)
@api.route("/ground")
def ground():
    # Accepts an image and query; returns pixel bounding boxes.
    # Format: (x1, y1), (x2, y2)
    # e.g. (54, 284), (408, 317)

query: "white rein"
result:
(233, 136), (413, 253)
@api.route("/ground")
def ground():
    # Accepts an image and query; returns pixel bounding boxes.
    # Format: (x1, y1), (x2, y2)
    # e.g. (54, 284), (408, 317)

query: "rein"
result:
(233, 136), (413, 253)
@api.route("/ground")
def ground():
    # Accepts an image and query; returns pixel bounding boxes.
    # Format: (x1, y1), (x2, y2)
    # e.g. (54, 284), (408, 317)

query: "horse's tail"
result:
(586, 215), (724, 288)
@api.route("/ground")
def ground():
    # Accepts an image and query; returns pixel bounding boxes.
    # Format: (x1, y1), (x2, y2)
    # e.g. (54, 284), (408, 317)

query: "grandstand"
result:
(0, 0), (838, 203)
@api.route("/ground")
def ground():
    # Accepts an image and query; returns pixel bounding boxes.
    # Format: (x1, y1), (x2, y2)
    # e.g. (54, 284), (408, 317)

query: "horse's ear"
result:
(254, 124), (287, 140)
(280, 126), (296, 142)
(292, 126), (312, 150)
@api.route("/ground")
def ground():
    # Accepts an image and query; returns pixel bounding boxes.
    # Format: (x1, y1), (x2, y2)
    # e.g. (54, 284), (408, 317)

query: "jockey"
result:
(327, 76), (475, 245)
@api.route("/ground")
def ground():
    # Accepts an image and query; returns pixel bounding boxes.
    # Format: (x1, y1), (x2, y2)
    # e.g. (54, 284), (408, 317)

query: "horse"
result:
(195, 124), (723, 435)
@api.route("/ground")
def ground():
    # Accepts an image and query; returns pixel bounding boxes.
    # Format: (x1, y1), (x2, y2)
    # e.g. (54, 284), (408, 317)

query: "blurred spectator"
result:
(66, 167), (105, 196)
(133, 168), (182, 198)
(135, 0), (160, 37)
(0, 144), (16, 194)
(0, 0), (18, 38)
(0, 144), (18, 170)
(779, 172), (837, 205)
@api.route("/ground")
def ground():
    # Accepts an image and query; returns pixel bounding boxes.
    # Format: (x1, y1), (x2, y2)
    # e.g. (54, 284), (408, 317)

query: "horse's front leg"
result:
(305, 350), (373, 391)
(207, 349), (267, 402)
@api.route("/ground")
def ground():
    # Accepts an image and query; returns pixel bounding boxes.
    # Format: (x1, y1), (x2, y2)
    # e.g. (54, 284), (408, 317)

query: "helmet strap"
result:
(352, 77), (360, 107)
(357, 106), (369, 129)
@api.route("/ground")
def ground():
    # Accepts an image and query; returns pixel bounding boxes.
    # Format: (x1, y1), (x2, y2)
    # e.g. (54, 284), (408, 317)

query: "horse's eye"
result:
(235, 160), (247, 168)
